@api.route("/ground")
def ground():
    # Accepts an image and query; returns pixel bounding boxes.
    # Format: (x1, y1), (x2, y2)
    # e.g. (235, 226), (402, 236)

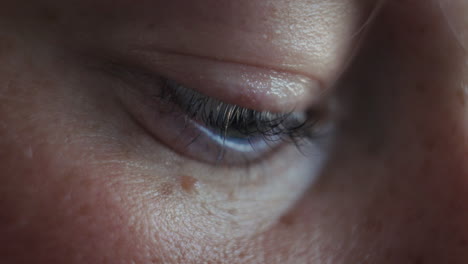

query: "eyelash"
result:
(157, 78), (322, 148)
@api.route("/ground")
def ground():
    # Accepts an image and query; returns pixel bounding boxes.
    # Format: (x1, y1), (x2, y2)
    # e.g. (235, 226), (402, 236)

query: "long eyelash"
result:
(157, 79), (321, 144)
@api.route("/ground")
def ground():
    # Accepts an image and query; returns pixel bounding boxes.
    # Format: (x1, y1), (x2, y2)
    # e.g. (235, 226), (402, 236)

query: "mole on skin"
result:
(180, 175), (198, 194)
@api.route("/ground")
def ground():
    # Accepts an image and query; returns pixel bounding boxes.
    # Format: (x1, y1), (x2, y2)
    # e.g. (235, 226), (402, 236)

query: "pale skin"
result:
(0, 0), (467, 263)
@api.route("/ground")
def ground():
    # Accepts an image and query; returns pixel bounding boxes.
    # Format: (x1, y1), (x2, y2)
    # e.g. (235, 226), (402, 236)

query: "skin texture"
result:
(0, 0), (467, 263)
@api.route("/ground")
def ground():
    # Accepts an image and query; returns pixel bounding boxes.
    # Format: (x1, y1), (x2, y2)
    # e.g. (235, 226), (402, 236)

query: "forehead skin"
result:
(6, 0), (376, 82)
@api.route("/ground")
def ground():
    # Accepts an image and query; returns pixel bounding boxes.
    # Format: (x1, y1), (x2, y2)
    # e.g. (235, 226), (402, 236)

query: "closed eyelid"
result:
(116, 49), (323, 113)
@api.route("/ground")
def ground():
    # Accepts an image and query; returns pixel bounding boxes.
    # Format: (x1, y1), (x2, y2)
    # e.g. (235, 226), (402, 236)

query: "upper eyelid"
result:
(107, 61), (316, 140)
(89, 54), (330, 142)
(101, 62), (313, 166)
(97, 56), (321, 143)
(162, 79), (311, 133)
(104, 48), (323, 113)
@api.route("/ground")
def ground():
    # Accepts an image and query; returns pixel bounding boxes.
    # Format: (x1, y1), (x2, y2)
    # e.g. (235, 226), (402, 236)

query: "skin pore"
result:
(0, 0), (467, 263)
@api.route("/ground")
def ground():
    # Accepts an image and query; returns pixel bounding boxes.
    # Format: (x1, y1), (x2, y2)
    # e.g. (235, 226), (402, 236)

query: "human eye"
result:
(99, 57), (331, 167)
(141, 79), (326, 166)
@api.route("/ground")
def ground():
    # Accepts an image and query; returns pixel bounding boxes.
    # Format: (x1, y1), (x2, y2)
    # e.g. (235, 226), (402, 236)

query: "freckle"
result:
(180, 175), (198, 194)
(41, 7), (60, 23)
(384, 251), (393, 261)
(459, 238), (467, 247)
(416, 25), (427, 35)
(279, 212), (296, 227)
(456, 89), (466, 106)
(78, 204), (91, 216)
(150, 258), (162, 263)
(422, 137), (436, 152)
(0, 40), (14, 57)
(228, 191), (237, 200)
(79, 178), (93, 189)
(409, 255), (424, 264)
(363, 217), (383, 233)
(122, 148), (132, 159)
(227, 209), (237, 215)
(160, 182), (174, 196)
(416, 83), (427, 94)
(147, 23), (155, 30)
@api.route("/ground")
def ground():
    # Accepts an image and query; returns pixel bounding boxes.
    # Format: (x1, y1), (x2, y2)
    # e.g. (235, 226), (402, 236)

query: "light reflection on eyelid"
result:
(120, 48), (323, 112)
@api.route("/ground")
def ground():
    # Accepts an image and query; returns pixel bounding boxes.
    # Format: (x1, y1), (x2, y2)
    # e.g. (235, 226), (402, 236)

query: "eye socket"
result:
(104, 61), (329, 167)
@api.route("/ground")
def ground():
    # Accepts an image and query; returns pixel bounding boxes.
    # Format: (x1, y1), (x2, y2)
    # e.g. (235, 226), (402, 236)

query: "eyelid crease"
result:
(121, 48), (324, 113)
(130, 45), (318, 83)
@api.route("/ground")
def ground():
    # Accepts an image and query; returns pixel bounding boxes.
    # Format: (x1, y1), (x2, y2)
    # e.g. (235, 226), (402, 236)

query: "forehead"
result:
(2, 0), (377, 90)
(48, 1), (364, 59)
(38, 0), (365, 27)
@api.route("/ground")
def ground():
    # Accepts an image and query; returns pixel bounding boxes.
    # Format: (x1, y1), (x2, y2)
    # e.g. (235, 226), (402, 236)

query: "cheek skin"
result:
(0, 45), (146, 262)
(0, 76), (205, 263)
(0, 156), (144, 263)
